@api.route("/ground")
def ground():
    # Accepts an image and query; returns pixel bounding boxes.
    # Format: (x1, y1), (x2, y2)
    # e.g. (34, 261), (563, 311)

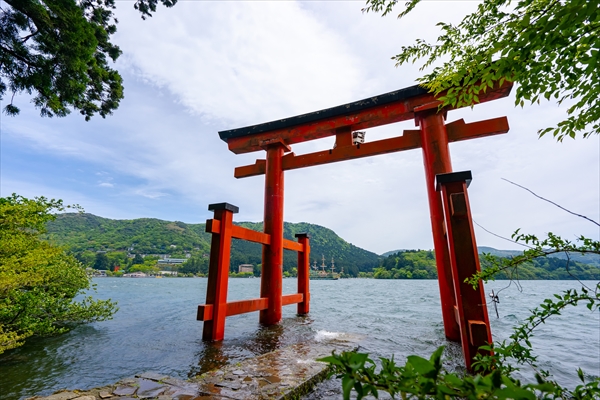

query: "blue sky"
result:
(1, 1), (598, 254)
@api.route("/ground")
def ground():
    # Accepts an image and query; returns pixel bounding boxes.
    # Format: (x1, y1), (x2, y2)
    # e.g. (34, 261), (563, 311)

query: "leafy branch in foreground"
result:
(322, 212), (599, 398)
(321, 227), (599, 398)
(473, 284), (599, 373)
(0, 194), (117, 355)
(0, 0), (177, 120)
(322, 347), (599, 399)
(363, 0), (600, 140)
(320, 283), (600, 399)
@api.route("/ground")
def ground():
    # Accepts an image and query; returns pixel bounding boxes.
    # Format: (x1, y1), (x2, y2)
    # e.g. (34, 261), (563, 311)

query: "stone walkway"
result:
(30, 334), (361, 400)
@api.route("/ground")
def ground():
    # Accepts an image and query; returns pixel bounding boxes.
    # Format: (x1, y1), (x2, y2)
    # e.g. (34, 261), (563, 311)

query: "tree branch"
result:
(503, 178), (600, 227)
(473, 220), (534, 249)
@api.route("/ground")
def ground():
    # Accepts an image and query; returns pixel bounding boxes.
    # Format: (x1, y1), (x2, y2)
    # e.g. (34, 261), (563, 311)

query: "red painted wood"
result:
(226, 297), (269, 317)
(197, 304), (213, 321)
(232, 225), (270, 245)
(234, 130), (421, 178)
(335, 126), (354, 148)
(282, 293), (304, 306)
(202, 208), (234, 341)
(417, 110), (460, 342)
(283, 238), (303, 252)
(198, 295), (304, 321)
(205, 218), (219, 234)
(440, 180), (493, 371)
(235, 160), (267, 178)
(260, 144), (285, 325)
(206, 218), (300, 251)
(197, 298), (270, 321)
(233, 117), (508, 179)
(446, 117), (509, 142)
(296, 235), (310, 315)
(226, 82), (512, 154)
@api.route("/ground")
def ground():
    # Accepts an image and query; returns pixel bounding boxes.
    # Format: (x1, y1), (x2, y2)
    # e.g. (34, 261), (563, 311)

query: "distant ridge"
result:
(45, 213), (380, 276)
(381, 246), (599, 266)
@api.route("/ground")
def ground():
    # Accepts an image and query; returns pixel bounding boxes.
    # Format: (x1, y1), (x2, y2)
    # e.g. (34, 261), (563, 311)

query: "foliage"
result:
(228, 271), (254, 278)
(321, 1), (600, 396)
(44, 213), (212, 255)
(132, 253), (144, 265)
(43, 213), (380, 276)
(0, 194), (117, 354)
(0, 0), (177, 119)
(323, 230), (599, 397)
(374, 247), (598, 280)
(375, 250), (437, 279)
(472, 231), (600, 285)
(180, 254), (208, 275)
(473, 284), (599, 377)
(321, 338), (599, 399)
(126, 255), (159, 273)
(363, 0), (600, 141)
(92, 252), (110, 270)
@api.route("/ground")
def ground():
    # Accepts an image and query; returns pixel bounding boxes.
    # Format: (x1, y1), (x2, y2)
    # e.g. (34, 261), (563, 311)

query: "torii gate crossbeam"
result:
(200, 82), (512, 371)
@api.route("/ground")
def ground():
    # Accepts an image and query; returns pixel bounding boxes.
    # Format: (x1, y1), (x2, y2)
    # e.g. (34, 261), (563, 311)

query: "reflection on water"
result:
(1, 278), (598, 400)
(189, 318), (309, 377)
(190, 341), (228, 377)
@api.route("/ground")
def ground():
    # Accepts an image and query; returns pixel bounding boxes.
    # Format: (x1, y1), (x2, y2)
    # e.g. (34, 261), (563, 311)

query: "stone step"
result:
(29, 333), (361, 400)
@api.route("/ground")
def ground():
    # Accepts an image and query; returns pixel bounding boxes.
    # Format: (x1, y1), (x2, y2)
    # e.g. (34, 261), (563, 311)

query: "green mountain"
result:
(44, 213), (380, 276)
(374, 248), (599, 280)
(381, 246), (600, 267)
(478, 246), (600, 266)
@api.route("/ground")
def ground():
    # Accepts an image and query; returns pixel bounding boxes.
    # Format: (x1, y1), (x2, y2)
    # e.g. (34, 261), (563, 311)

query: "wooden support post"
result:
(202, 202), (238, 341)
(436, 171), (493, 371)
(416, 109), (460, 342)
(295, 233), (310, 315)
(335, 126), (354, 148)
(260, 143), (288, 325)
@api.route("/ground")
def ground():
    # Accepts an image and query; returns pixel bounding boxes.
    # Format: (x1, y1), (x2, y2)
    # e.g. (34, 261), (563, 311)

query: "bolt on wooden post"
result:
(436, 171), (493, 371)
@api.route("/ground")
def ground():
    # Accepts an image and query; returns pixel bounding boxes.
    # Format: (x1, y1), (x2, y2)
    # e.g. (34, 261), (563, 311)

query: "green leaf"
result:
(496, 387), (536, 400)
(348, 352), (370, 371)
(407, 355), (435, 376)
(342, 375), (355, 400)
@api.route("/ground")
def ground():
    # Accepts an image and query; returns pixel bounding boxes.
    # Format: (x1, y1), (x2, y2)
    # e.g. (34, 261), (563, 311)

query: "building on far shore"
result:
(88, 269), (108, 277)
(238, 264), (253, 274)
(157, 258), (186, 266)
(123, 272), (147, 278)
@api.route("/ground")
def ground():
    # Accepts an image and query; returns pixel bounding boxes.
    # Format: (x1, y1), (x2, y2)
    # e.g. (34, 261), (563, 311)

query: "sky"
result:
(1, 1), (598, 255)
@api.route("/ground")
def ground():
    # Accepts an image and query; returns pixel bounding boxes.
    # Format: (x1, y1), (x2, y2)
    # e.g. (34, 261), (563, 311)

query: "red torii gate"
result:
(198, 82), (512, 370)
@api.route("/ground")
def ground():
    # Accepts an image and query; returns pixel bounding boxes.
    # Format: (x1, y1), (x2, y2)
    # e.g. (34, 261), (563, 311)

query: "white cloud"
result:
(1, 1), (598, 254)
(114, 1), (365, 126)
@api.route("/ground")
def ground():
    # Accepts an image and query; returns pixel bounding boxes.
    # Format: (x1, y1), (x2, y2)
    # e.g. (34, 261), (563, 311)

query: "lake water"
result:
(1, 278), (598, 399)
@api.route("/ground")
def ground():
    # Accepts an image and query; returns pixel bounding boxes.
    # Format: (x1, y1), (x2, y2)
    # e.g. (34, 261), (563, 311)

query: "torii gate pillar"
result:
(416, 109), (460, 341)
(260, 142), (290, 325)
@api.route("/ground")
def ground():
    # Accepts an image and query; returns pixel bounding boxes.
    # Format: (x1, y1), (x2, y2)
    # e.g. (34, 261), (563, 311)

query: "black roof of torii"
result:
(218, 84), (428, 142)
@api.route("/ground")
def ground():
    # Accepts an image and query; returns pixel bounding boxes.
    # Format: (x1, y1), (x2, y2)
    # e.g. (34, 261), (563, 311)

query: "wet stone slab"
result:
(29, 333), (361, 400)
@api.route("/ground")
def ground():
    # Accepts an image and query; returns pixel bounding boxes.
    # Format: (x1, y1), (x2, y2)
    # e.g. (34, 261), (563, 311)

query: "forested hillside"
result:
(44, 213), (380, 276)
(374, 249), (599, 280)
